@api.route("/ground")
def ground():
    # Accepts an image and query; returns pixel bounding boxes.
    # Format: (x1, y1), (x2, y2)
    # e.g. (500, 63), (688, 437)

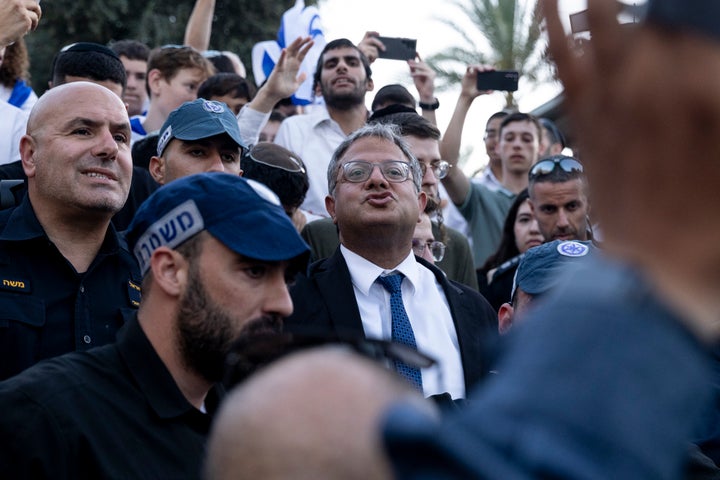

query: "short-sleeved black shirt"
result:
(0, 194), (141, 379)
(0, 315), (223, 479)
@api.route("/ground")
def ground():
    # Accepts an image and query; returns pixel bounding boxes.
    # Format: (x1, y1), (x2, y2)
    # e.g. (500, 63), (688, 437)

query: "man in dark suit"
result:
(286, 123), (497, 400)
(301, 111), (479, 291)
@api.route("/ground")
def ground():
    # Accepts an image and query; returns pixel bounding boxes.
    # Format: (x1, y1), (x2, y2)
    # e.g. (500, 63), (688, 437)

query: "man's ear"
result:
(147, 69), (164, 97)
(417, 190), (427, 214)
(149, 155), (166, 185)
(366, 78), (374, 93)
(19, 135), (37, 178)
(149, 247), (188, 298)
(538, 137), (549, 157)
(325, 195), (337, 224)
(498, 302), (514, 335)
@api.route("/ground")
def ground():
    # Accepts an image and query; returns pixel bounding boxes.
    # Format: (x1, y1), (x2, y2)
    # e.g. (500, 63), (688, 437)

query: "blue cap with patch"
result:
(156, 99), (246, 157)
(126, 172), (309, 276)
(512, 240), (594, 299)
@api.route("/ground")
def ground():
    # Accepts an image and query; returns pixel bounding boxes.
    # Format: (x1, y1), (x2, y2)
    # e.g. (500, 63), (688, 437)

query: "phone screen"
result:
(476, 70), (519, 92)
(376, 36), (417, 61)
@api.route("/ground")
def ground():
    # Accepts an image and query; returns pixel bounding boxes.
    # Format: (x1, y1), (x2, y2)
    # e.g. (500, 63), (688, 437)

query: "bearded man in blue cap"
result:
(0, 172), (309, 479)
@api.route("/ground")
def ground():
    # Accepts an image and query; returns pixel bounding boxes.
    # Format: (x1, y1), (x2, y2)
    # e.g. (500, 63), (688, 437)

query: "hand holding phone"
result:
(476, 70), (519, 92)
(376, 36), (417, 61)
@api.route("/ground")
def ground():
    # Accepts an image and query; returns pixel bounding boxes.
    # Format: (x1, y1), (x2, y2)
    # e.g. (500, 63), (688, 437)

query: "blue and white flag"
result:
(251, 0), (327, 105)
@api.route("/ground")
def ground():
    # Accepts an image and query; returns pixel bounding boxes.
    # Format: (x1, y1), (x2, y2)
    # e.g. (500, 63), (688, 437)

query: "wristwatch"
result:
(418, 98), (440, 111)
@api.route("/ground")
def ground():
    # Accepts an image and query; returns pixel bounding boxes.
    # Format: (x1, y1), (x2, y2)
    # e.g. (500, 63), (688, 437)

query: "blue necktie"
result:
(377, 273), (423, 391)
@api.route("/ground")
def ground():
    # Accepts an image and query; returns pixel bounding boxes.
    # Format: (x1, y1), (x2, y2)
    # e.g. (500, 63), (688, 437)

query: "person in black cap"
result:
(0, 172), (309, 478)
(371, 84), (417, 113)
(241, 142), (310, 231)
(49, 42), (127, 98)
(149, 98), (247, 185)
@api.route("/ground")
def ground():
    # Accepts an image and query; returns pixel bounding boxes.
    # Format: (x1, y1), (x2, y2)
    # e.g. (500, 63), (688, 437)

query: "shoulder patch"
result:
(127, 280), (142, 307)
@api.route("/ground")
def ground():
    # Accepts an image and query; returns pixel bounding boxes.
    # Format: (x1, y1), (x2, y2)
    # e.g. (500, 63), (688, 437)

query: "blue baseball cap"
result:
(156, 99), (247, 156)
(512, 240), (595, 299)
(126, 172), (309, 275)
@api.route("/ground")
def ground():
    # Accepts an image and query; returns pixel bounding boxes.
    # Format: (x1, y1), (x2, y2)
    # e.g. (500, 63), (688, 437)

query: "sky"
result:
(316, 0), (587, 174)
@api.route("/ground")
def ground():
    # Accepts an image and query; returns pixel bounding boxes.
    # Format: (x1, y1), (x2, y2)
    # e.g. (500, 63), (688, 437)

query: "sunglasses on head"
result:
(529, 156), (583, 181)
(243, 150), (306, 174)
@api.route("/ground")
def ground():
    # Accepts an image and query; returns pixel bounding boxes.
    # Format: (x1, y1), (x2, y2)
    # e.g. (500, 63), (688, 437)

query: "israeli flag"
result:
(251, 0), (327, 106)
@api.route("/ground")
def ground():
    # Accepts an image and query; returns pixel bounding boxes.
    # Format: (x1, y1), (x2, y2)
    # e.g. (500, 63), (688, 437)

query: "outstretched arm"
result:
(440, 64), (493, 207)
(408, 55), (438, 125)
(184, 0), (215, 51)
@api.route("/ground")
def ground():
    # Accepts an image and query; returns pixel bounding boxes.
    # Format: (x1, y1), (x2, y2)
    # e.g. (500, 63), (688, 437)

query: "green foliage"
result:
(25, 0), (314, 94)
(426, 0), (546, 108)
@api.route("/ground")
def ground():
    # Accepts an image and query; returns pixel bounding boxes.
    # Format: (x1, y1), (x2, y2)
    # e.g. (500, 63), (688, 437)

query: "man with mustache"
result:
(0, 81), (141, 380)
(0, 172), (309, 478)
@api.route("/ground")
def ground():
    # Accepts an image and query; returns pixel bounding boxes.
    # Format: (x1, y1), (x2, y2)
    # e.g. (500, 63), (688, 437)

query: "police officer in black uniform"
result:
(0, 82), (141, 380)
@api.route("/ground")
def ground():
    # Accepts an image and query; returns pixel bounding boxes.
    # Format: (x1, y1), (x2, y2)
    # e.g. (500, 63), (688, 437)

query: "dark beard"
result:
(322, 85), (366, 111)
(176, 265), (283, 383)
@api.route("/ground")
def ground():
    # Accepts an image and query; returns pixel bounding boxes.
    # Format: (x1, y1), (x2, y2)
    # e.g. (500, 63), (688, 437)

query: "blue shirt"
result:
(385, 257), (714, 479)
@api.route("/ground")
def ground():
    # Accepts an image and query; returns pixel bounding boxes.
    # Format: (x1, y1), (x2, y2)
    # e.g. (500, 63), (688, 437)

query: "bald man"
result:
(0, 82), (141, 380)
(205, 347), (435, 480)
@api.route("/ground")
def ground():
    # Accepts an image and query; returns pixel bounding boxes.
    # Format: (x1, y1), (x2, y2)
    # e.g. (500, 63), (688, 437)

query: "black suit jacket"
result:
(286, 248), (498, 392)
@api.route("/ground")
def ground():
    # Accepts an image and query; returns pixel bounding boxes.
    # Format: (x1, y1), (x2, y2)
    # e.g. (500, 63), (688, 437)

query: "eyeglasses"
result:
(528, 156), (583, 181)
(412, 239), (446, 262)
(420, 160), (450, 180)
(243, 150), (306, 173)
(341, 160), (411, 184)
(221, 331), (437, 388)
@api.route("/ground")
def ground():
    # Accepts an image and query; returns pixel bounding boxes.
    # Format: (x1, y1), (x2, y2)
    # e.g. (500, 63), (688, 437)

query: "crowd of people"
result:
(0, 0), (719, 478)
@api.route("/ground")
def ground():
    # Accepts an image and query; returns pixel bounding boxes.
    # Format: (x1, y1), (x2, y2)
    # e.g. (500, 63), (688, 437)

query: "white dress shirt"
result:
(341, 245), (466, 399)
(0, 102), (28, 166)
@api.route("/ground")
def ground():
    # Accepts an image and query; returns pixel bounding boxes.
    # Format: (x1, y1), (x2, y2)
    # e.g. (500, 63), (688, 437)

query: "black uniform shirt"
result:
(0, 194), (141, 379)
(0, 315), (223, 479)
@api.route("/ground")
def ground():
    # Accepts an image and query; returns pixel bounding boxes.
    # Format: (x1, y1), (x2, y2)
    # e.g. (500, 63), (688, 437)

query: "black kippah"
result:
(368, 104), (418, 123)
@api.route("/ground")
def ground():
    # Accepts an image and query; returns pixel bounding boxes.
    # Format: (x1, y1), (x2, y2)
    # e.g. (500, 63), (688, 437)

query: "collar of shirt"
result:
(307, 105), (333, 129)
(0, 193), (44, 242)
(340, 244), (420, 295)
(0, 193), (122, 255)
(117, 314), (223, 420)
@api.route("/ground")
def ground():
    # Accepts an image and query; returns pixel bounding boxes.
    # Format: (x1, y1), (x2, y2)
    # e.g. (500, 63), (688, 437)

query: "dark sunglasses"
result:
(529, 156), (583, 181)
(222, 331), (437, 388)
